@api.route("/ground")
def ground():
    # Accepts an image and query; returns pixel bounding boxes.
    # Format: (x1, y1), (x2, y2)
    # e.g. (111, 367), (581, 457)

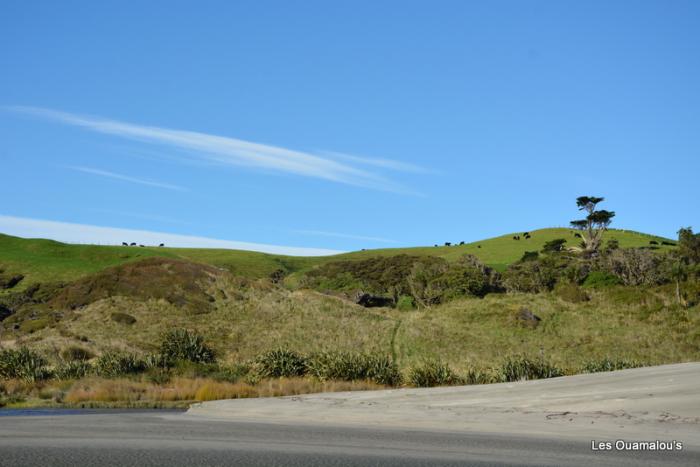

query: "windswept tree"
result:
(570, 196), (615, 255)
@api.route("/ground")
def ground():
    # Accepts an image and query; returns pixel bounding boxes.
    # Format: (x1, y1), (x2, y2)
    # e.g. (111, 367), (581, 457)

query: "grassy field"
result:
(8, 277), (698, 373)
(0, 227), (675, 288)
(2, 227), (693, 408)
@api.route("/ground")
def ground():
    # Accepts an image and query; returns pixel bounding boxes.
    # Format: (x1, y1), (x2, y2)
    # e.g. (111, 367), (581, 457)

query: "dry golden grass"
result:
(59, 376), (385, 406)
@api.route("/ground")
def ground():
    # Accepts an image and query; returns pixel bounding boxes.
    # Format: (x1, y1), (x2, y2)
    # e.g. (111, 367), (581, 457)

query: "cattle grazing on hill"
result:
(159, 243), (165, 247)
(130, 242), (137, 246)
(122, 242), (128, 246)
(444, 242), (452, 246)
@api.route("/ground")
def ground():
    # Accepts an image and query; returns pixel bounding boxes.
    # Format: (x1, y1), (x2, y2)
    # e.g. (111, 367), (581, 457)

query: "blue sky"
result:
(1, 1), (698, 254)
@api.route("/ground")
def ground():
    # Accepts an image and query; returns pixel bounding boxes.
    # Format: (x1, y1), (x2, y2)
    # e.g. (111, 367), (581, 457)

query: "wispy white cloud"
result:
(292, 229), (399, 244)
(0, 215), (344, 256)
(322, 151), (435, 174)
(7, 106), (423, 193)
(67, 166), (187, 191)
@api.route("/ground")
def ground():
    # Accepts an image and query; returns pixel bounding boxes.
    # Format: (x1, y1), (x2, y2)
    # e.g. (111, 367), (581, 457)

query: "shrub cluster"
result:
(54, 360), (92, 380)
(159, 329), (216, 365)
(0, 347), (50, 382)
(94, 352), (146, 377)
(306, 351), (402, 386)
(255, 349), (308, 378)
(408, 360), (462, 387)
(498, 356), (564, 382)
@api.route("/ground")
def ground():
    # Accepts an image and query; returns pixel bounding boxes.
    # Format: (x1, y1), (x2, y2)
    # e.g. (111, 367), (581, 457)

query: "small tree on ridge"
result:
(570, 196), (615, 256)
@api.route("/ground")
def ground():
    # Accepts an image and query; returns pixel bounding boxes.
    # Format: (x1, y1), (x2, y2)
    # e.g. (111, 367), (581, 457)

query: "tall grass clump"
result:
(159, 329), (216, 364)
(54, 360), (93, 380)
(255, 349), (308, 378)
(498, 355), (564, 382)
(581, 357), (645, 373)
(409, 359), (462, 387)
(95, 352), (146, 378)
(0, 347), (50, 382)
(60, 346), (94, 362)
(306, 351), (402, 386)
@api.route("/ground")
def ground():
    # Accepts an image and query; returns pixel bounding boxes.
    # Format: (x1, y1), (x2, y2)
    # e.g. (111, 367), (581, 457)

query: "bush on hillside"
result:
(408, 360), (462, 387)
(159, 329), (216, 364)
(306, 351), (402, 386)
(54, 360), (93, 380)
(255, 349), (308, 378)
(304, 255), (446, 297)
(408, 255), (501, 306)
(94, 352), (146, 377)
(502, 259), (559, 293)
(582, 271), (621, 288)
(60, 346), (94, 362)
(498, 356), (564, 382)
(602, 249), (673, 286)
(520, 251), (539, 262)
(0, 347), (50, 382)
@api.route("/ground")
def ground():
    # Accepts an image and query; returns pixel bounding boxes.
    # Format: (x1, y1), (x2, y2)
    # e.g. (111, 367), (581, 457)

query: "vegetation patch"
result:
(408, 360), (462, 387)
(49, 257), (222, 314)
(0, 347), (50, 382)
(111, 312), (136, 325)
(581, 357), (646, 373)
(498, 356), (564, 382)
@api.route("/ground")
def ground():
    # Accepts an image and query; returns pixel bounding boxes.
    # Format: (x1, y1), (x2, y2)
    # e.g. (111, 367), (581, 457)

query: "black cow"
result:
(159, 243), (165, 247)
(138, 244), (145, 248)
(130, 242), (137, 246)
(122, 242), (128, 246)
(444, 242), (451, 246)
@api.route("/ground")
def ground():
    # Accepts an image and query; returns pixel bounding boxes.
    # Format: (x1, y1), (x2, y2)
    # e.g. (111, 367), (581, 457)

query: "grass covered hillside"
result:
(0, 228), (675, 289)
(1, 226), (696, 409)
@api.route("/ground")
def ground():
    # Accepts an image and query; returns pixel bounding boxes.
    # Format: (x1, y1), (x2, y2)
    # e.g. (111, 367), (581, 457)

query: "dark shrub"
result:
(95, 352), (146, 377)
(408, 360), (462, 387)
(520, 251), (539, 262)
(582, 271), (621, 288)
(542, 239), (567, 253)
(502, 259), (558, 293)
(111, 312), (136, 325)
(0, 347), (50, 381)
(159, 329), (216, 364)
(498, 356), (564, 382)
(255, 349), (308, 378)
(60, 346), (94, 362)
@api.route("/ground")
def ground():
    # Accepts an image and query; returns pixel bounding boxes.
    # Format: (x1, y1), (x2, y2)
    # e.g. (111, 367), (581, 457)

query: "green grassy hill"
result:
(0, 228), (675, 289)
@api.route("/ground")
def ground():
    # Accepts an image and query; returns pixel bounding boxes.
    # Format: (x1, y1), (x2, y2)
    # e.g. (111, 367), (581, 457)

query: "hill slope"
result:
(0, 228), (675, 289)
